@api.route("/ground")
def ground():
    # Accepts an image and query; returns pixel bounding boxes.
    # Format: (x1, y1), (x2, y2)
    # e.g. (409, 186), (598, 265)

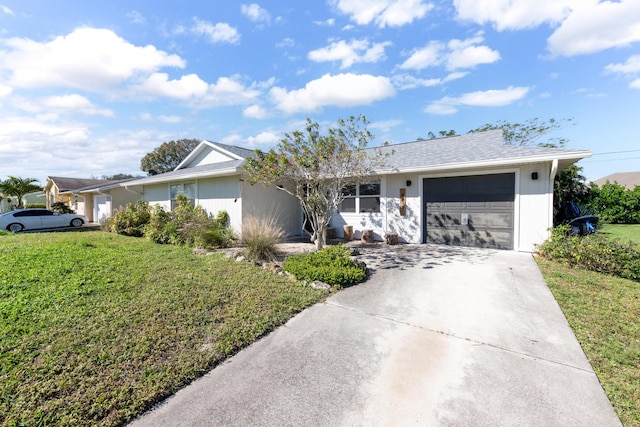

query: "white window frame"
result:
(339, 179), (381, 214)
(170, 182), (196, 210)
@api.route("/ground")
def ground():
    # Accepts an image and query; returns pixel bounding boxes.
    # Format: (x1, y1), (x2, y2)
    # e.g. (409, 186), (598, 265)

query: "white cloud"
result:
(245, 131), (279, 146)
(391, 72), (467, 90)
(136, 73), (209, 99)
(399, 42), (442, 70)
(1, 4), (14, 15)
(392, 74), (441, 90)
(370, 119), (403, 132)
(276, 38), (295, 48)
(547, 0), (640, 56)
(270, 73), (396, 113)
(40, 94), (114, 117)
(191, 18), (240, 44)
(126, 10), (146, 24)
(241, 4), (270, 23)
(606, 54), (640, 88)
(308, 39), (392, 69)
(332, 0), (434, 28)
(314, 18), (336, 26)
(399, 34), (499, 71)
(196, 76), (264, 107)
(243, 104), (269, 119)
(0, 27), (185, 92)
(158, 115), (182, 123)
(453, 0), (577, 30)
(606, 54), (640, 74)
(425, 86), (530, 114)
(0, 84), (12, 97)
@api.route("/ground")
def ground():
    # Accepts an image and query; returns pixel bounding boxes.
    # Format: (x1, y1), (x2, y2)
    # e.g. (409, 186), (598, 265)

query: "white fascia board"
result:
(201, 140), (245, 161)
(374, 151), (592, 175)
(174, 140), (244, 171)
(120, 167), (242, 187)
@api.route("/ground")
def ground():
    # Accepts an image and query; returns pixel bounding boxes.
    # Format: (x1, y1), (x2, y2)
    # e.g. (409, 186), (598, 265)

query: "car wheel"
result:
(7, 223), (24, 233)
(71, 218), (84, 227)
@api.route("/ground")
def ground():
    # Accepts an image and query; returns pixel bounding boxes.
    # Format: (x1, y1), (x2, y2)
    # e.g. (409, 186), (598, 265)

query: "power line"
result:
(592, 149), (640, 156)
(581, 156), (640, 163)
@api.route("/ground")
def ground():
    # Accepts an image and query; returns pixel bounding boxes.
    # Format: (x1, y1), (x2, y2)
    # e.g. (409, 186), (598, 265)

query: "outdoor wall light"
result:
(531, 172), (538, 180)
(406, 180), (412, 187)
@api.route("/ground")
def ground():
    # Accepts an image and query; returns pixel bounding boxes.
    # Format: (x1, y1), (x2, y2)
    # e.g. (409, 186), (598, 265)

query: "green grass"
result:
(537, 258), (640, 426)
(0, 231), (327, 426)
(599, 224), (640, 246)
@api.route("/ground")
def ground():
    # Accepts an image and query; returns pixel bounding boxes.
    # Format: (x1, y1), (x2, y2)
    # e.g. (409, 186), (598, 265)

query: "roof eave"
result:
(374, 151), (592, 175)
(122, 167), (244, 187)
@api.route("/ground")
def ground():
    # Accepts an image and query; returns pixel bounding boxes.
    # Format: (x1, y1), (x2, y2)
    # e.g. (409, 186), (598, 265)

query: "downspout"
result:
(548, 159), (559, 234)
(124, 185), (143, 196)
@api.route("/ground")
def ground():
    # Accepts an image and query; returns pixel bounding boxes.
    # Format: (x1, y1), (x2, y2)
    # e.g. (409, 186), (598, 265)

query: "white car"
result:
(0, 208), (87, 232)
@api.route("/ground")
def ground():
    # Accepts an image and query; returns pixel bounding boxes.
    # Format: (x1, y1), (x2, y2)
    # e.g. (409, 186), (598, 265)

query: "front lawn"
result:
(536, 258), (640, 426)
(0, 231), (327, 426)
(599, 224), (640, 246)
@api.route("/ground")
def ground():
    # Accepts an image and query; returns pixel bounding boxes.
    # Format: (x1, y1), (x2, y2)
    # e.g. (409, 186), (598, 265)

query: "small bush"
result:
(50, 201), (74, 214)
(25, 203), (46, 209)
(106, 200), (152, 237)
(283, 244), (367, 288)
(538, 225), (640, 282)
(241, 215), (285, 262)
(144, 195), (233, 248)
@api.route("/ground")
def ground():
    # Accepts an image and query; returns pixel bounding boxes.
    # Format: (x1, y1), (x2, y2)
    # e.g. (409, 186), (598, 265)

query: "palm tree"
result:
(0, 176), (42, 209)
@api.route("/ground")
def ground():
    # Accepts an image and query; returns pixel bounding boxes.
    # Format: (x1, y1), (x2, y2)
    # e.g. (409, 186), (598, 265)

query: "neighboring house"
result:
(119, 130), (591, 252)
(44, 176), (139, 222)
(45, 177), (110, 211)
(23, 191), (46, 207)
(593, 171), (640, 190)
(68, 179), (140, 223)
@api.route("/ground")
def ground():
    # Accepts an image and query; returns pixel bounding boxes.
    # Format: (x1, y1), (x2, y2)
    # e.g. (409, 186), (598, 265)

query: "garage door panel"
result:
(424, 173), (515, 250)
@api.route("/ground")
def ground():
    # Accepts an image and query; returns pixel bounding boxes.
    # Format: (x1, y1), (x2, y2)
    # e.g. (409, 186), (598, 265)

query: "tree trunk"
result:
(315, 226), (326, 250)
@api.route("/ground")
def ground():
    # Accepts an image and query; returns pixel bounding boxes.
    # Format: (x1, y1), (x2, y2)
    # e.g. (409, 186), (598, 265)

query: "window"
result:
(170, 183), (196, 210)
(339, 179), (381, 213)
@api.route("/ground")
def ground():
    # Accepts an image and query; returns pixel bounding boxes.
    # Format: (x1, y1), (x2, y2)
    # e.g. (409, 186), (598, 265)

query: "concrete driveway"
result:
(130, 245), (621, 426)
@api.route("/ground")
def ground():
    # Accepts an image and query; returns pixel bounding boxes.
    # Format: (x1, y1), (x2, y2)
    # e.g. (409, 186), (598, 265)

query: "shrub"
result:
(106, 200), (151, 237)
(283, 244), (367, 288)
(50, 201), (74, 214)
(538, 225), (640, 281)
(25, 203), (46, 209)
(240, 215), (285, 262)
(144, 195), (233, 248)
(588, 182), (640, 224)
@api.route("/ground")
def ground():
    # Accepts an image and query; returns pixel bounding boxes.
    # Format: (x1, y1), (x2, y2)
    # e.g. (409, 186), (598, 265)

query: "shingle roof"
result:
(212, 141), (255, 159)
(374, 130), (590, 172)
(593, 172), (640, 189)
(126, 159), (244, 186)
(47, 176), (112, 192)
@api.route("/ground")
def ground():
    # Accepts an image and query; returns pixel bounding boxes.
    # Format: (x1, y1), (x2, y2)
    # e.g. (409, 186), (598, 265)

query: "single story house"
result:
(44, 176), (138, 222)
(593, 171), (640, 190)
(69, 179), (140, 223)
(118, 130), (590, 252)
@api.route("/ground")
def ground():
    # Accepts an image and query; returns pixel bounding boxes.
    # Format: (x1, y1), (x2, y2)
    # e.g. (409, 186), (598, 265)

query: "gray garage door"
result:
(423, 173), (515, 249)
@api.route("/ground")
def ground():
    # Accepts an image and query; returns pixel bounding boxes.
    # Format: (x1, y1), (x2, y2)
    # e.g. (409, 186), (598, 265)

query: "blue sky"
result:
(1, 0), (639, 185)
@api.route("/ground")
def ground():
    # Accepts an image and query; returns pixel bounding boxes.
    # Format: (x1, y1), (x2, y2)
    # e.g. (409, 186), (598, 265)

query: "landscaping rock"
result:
(310, 280), (332, 291)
